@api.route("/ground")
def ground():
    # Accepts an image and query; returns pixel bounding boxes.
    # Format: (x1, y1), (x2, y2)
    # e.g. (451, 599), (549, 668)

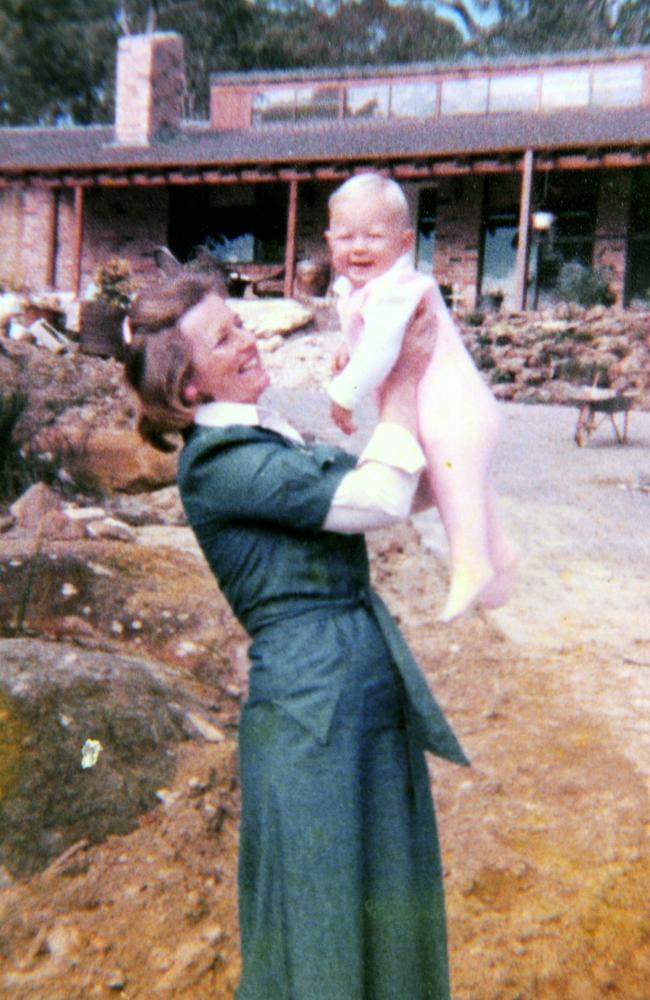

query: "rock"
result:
(40, 508), (88, 541)
(28, 319), (69, 354)
(0, 638), (227, 877)
(33, 425), (178, 494)
(184, 712), (225, 743)
(150, 936), (221, 995)
(0, 292), (28, 328)
(229, 298), (314, 339)
(85, 517), (137, 542)
(10, 482), (62, 528)
(62, 504), (107, 521)
(105, 486), (186, 527)
(106, 971), (128, 990)
(258, 333), (285, 352)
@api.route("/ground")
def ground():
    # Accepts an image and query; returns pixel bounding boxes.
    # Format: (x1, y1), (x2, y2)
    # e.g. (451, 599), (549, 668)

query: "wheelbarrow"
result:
(572, 386), (636, 447)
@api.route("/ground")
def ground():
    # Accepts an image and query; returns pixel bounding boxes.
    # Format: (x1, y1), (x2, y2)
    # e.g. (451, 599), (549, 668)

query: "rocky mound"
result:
(459, 304), (650, 408)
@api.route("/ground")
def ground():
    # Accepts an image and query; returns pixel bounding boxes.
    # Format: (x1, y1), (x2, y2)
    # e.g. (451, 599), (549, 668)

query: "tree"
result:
(493, 0), (614, 53)
(249, 0), (462, 70)
(0, 0), (118, 124)
(615, 0), (650, 45)
(0, 0), (641, 126)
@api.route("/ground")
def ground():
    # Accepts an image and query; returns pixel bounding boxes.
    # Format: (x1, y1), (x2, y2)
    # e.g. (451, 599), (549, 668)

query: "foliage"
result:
(1, 1), (649, 125)
(92, 257), (138, 309)
(464, 308), (486, 326)
(0, 390), (36, 506)
(556, 261), (614, 307)
(250, 1), (462, 70)
(0, 0), (118, 125)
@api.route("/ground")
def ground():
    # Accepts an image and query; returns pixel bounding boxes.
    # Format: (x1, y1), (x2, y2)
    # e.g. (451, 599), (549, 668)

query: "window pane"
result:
(295, 86), (340, 122)
(390, 81), (438, 118)
(489, 73), (539, 113)
(441, 77), (488, 115)
(252, 89), (295, 125)
(416, 188), (437, 271)
(541, 69), (589, 110)
(345, 85), (390, 119)
(592, 63), (643, 108)
(481, 213), (519, 308)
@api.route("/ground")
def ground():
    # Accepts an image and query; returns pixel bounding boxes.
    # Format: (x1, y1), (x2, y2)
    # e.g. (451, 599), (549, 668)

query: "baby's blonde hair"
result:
(328, 172), (411, 229)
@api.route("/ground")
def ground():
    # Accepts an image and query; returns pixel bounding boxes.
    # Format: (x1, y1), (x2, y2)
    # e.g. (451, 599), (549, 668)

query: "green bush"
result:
(557, 261), (613, 307)
(0, 391), (36, 505)
(464, 309), (485, 327)
(93, 257), (138, 310)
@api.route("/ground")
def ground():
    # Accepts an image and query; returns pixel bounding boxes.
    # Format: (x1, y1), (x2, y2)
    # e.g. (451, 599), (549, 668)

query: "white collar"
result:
(194, 401), (259, 428)
(193, 400), (303, 443)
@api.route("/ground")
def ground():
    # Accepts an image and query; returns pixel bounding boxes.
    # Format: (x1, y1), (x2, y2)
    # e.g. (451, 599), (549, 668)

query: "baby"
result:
(326, 172), (516, 622)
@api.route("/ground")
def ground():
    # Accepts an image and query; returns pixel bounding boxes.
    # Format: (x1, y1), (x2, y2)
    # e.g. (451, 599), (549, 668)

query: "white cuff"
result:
(359, 422), (426, 475)
(327, 376), (360, 412)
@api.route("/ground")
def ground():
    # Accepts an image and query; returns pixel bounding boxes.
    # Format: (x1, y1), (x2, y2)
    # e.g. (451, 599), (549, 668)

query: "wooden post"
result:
(72, 185), (84, 295)
(514, 148), (534, 311)
(284, 177), (298, 298)
(46, 189), (58, 289)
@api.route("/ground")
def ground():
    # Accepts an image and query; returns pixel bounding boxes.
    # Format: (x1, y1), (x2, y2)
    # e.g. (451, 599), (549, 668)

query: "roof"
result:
(209, 44), (650, 86)
(3, 106), (650, 181)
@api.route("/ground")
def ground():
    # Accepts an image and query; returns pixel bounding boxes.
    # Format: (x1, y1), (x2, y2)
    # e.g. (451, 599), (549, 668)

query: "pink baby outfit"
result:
(329, 255), (513, 621)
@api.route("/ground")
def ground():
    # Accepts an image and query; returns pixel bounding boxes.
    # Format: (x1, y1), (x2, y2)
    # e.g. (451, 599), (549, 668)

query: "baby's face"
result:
(326, 193), (413, 289)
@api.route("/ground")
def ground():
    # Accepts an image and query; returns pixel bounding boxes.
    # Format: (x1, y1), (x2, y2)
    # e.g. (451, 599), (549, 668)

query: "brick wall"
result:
(0, 186), (169, 295)
(434, 176), (483, 310)
(20, 189), (57, 292)
(115, 33), (184, 145)
(80, 187), (169, 291)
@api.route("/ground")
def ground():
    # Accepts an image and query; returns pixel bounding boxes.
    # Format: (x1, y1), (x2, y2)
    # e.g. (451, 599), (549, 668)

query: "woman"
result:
(123, 272), (468, 1000)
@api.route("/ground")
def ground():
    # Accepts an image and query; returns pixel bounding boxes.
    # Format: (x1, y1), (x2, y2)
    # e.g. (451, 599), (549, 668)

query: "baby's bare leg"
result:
(423, 438), (496, 622)
(479, 484), (518, 609)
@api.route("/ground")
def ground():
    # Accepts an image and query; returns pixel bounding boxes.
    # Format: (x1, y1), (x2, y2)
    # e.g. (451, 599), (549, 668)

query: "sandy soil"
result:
(0, 327), (648, 999)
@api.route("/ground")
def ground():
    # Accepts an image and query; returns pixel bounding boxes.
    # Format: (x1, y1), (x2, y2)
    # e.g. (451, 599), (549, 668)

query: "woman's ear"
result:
(183, 382), (200, 403)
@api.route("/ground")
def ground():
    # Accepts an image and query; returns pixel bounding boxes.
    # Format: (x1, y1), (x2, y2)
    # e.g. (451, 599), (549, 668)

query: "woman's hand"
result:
(378, 299), (436, 434)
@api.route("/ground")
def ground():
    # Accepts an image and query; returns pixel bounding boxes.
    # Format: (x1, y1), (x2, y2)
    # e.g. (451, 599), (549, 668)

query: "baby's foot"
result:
(438, 563), (494, 623)
(480, 558), (517, 609)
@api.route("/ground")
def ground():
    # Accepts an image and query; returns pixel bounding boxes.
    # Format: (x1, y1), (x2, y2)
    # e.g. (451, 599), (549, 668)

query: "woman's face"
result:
(180, 293), (269, 403)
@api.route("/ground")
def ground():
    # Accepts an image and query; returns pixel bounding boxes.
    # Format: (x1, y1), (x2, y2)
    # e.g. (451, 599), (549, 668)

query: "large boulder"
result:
(32, 425), (179, 494)
(0, 638), (230, 878)
(229, 297), (314, 339)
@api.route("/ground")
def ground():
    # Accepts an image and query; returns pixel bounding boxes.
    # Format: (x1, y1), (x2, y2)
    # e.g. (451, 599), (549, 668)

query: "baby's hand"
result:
(331, 342), (350, 374)
(330, 401), (356, 435)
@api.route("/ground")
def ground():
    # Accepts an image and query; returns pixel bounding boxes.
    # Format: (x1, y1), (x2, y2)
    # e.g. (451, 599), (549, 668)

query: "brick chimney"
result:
(115, 33), (185, 146)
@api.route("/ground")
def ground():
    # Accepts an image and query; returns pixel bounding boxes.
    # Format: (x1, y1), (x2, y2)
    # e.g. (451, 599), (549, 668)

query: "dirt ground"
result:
(0, 327), (649, 999)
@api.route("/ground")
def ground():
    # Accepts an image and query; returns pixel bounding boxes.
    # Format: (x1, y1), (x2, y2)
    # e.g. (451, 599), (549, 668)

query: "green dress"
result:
(178, 423), (469, 1000)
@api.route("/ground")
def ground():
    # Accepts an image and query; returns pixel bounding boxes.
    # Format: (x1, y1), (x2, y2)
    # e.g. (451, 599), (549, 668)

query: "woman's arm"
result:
(324, 300), (436, 533)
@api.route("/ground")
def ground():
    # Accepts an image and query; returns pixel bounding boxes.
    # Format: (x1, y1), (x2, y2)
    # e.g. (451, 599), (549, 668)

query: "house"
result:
(2, 31), (650, 310)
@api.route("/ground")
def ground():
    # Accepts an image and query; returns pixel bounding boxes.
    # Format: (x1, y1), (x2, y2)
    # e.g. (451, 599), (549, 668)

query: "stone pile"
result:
(5, 482), (138, 543)
(459, 304), (650, 409)
(0, 291), (78, 351)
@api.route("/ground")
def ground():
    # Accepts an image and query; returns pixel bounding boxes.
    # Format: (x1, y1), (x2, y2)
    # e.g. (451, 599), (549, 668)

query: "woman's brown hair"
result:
(123, 271), (224, 450)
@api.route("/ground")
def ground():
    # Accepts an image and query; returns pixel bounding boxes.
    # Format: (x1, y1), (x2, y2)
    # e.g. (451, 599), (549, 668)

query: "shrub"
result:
(92, 258), (138, 310)
(464, 309), (485, 327)
(0, 390), (36, 505)
(557, 261), (613, 307)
